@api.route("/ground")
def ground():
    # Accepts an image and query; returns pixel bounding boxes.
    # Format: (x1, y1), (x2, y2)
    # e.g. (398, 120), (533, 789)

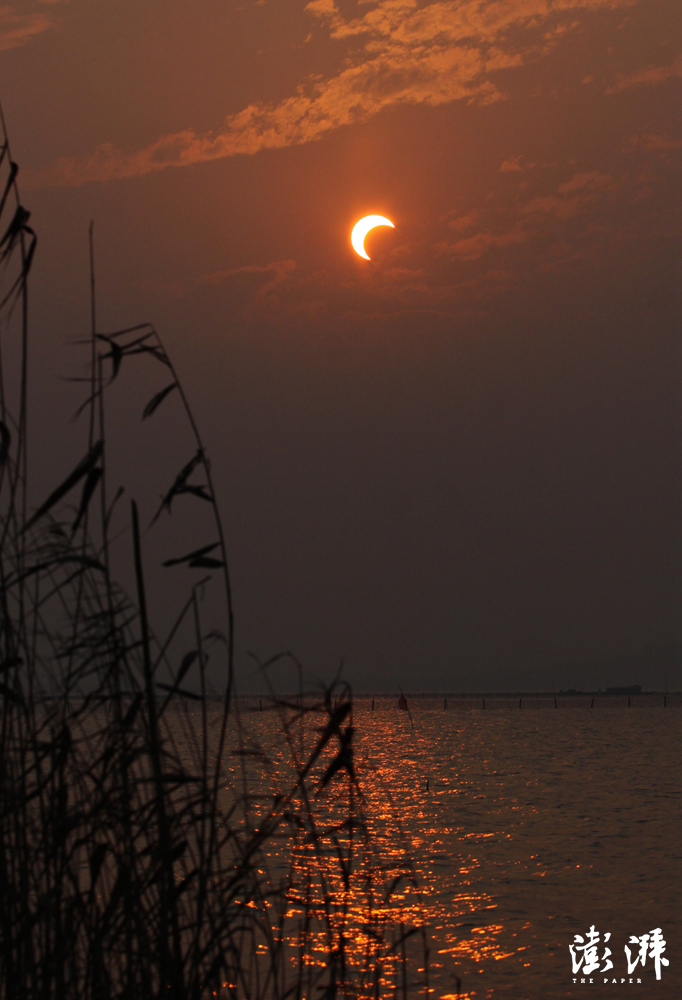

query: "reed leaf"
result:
(151, 449), (206, 523)
(162, 541), (220, 567)
(24, 439), (103, 530)
(142, 381), (178, 419)
(0, 111), (427, 1000)
(0, 157), (17, 217)
(0, 681), (23, 703)
(0, 420), (9, 465)
(71, 466), (102, 534)
(0, 657), (22, 673)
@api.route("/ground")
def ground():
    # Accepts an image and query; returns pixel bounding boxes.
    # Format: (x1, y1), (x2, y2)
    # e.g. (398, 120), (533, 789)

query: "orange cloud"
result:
(500, 154), (537, 172)
(443, 227), (527, 260)
(522, 170), (617, 217)
(26, 0), (634, 189)
(434, 162), (640, 274)
(630, 132), (682, 152)
(557, 170), (615, 194)
(0, 5), (53, 51)
(26, 54), (502, 188)
(200, 259), (297, 295)
(446, 209), (480, 232)
(500, 155), (524, 172)
(606, 53), (682, 92)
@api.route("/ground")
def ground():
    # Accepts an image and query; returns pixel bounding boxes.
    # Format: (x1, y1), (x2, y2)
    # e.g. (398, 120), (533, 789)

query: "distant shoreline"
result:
(31, 690), (680, 702)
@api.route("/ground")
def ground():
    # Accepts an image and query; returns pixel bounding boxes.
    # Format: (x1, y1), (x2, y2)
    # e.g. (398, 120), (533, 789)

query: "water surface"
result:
(348, 699), (681, 998)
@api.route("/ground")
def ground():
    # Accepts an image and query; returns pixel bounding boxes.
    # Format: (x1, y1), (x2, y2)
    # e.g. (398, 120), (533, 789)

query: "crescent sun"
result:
(351, 215), (394, 260)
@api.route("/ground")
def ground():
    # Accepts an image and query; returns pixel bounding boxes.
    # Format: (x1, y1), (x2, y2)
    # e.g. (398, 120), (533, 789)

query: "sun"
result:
(351, 215), (394, 260)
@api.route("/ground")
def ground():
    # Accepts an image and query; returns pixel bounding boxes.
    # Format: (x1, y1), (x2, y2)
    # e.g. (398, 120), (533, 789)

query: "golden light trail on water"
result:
(351, 215), (394, 260)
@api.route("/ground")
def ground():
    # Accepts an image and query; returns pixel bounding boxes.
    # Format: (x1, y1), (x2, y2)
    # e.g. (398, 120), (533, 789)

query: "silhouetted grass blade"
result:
(188, 555), (223, 568)
(24, 439), (102, 530)
(0, 681), (23, 703)
(142, 381), (178, 419)
(178, 484), (213, 502)
(0, 109), (426, 1000)
(155, 683), (202, 700)
(152, 449), (205, 523)
(88, 843), (108, 889)
(0, 656), (22, 673)
(0, 157), (17, 217)
(163, 542), (221, 567)
(71, 466), (102, 534)
(0, 204), (30, 257)
(0, 420), (9, 465)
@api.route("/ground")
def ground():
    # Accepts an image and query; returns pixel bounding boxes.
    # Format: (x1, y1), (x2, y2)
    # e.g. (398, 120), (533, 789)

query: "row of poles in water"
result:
(104, 693), (669, 712)
(101, 693), (667, 799)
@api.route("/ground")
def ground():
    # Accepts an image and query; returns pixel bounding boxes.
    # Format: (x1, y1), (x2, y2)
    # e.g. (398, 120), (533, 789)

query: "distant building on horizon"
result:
(557, 684), (644, 696)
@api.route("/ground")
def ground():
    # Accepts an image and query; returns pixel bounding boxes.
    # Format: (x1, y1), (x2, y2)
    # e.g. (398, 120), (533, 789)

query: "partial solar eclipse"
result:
(351, 215), (394, 260)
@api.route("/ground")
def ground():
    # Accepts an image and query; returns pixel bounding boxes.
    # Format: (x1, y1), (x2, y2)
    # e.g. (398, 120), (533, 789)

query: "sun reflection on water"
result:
(161, 695), (681, 998)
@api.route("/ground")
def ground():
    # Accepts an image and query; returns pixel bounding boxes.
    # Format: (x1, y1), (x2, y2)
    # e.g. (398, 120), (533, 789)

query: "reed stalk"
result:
(0, 109), (427, 999)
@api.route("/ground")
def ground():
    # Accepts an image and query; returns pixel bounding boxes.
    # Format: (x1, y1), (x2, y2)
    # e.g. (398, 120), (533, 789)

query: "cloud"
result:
(442, 226), (527, 260)
(500, 154), (536, 172)
(445, 209), (480, 232)
(630, 132), (682, 152)
(26, 0), (633, 188)
(433, 162), (641, 276)
(522, 170), (617, 217)
(27, 49), (502, 188)
(606, 53), (682, 93)
(0, 5), (53, 51)
(148, 150), (661, 324)
(199, 259), (297, 295)
(556, 169), (615, 194)
(435, 168), (622, 264)
(500, 155), (525, 172)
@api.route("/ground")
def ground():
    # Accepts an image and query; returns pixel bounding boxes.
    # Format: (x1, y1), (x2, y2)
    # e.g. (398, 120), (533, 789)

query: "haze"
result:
(0, 0), (680, 693)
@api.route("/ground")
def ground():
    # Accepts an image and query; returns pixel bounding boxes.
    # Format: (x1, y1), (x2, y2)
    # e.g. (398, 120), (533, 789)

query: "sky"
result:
(0, 0), (680, 693)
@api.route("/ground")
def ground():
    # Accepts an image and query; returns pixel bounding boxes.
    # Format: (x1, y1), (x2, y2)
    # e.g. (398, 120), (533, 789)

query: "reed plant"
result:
(0, 112), (428, 999)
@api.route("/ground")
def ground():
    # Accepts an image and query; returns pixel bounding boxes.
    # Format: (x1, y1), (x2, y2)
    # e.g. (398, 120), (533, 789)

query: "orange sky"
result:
(0, 0), (680, 690)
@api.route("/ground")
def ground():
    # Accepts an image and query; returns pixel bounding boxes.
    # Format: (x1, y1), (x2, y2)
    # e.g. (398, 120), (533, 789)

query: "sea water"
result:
(201, 696), (680, 999)
(69, 695), (680, 999)
(348, 699), (682, 999)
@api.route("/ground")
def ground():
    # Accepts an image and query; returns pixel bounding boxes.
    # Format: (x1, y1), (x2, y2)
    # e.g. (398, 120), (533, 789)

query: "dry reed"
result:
(0, 110), (428, 999)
